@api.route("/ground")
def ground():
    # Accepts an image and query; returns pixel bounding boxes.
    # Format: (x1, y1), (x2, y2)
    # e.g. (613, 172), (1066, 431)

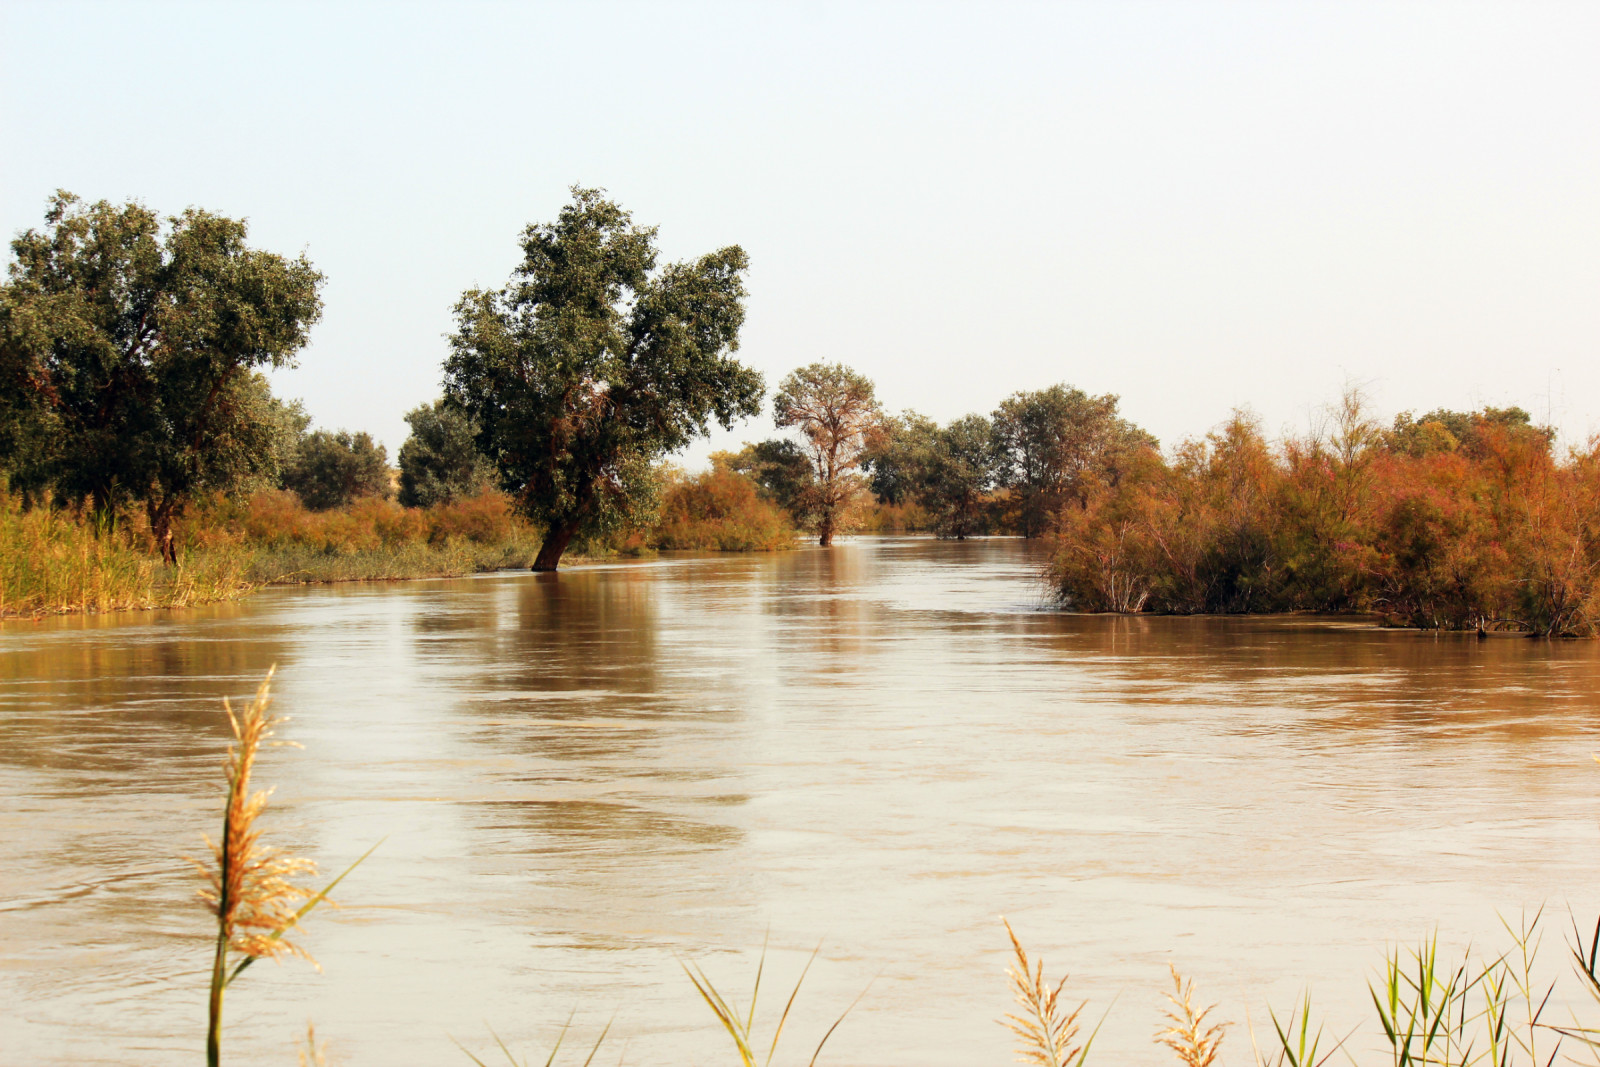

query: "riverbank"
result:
(0, 474), (797, 618)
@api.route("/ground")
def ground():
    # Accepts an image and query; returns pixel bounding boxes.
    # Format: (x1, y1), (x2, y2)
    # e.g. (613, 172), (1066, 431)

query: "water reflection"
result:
(3, 539), (1599, 1067)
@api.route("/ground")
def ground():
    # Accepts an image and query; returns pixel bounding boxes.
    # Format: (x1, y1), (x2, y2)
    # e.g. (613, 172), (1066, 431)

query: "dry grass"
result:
(192, 668), (319, 1066)
(298, 1022), (330, 1067)
(190, 668), (376, 1067)
(1156, 966), (1228, 1067)
(1002, 918), (1095, 1067)
(194, 668), (319, 966)
(0, 491), (257, 617)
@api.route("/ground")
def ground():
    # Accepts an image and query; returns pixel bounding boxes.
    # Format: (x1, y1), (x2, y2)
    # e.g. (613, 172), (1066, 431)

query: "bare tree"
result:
(773, 362), (883, 546)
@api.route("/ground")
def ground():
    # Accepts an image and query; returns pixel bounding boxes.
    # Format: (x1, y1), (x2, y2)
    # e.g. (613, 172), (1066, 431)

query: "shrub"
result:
(649, 467), (797, 551)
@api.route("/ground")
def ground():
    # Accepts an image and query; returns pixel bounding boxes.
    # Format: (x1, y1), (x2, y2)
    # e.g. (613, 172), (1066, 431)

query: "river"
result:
(3, 537), (1599, 1066)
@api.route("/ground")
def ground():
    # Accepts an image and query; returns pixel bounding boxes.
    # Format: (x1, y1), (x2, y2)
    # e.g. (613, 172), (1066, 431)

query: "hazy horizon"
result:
(3, 1), (1596, 465)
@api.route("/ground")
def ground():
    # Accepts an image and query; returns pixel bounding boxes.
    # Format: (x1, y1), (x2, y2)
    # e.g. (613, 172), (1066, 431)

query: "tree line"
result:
(0, 186), (1155, 572)
(6, 187), (1595, 633)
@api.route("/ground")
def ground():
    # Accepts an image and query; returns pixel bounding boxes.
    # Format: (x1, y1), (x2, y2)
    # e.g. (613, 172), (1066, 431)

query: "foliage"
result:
(992, 384), (1157, 538)
(0, 192), (323, 560)
(188, 488), (543, 580)
(721, 439), (819, 527)
(1049, 394), (1600, 635)
(282, 429), (392, 511)
(1387, 405), (1552, 459)
(773, 362), (883, 546)
(444, 187), (763, 571)
(862, 410), (939, 507)
(914, 414), (999, 539)
(397, 399), (495, 507)
(650, 464), (798, 551)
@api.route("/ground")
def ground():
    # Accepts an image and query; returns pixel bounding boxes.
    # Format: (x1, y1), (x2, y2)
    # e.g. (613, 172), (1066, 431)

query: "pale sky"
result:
(3, 1), (1597, 464)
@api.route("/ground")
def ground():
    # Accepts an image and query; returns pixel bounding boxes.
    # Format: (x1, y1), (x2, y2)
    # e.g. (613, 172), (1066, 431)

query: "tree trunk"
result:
(532, 521), (580, 571)
(148, 498), (179, 565)
(818, 511), (834, 547)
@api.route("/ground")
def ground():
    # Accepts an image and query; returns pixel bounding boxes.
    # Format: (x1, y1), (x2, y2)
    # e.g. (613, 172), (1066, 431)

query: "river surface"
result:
(4, 537), (1600, 1066)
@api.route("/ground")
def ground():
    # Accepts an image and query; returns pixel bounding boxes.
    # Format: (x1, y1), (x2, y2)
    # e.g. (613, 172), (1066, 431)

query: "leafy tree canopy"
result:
(992, 384), (1156, 537)
(918, 414), (999, 539)
(444, 187), (763, 570)
(282, 429), (391, 511)
(1387, 405), (1552, 459)
(718, 439), (818, 526)
(0, 191), (323, 558)
(397, 399), (495, 508)
(863, 410), (939, 507)
(773, 361), (883, 546)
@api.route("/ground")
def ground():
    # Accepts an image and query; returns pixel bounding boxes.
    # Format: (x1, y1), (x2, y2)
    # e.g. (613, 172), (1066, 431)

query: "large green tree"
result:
(863, 410), (939, 507)
(918, 414), (999, 539)
(444, 188), (763, 570)
(0, 192), (324, 559)
(722, 438), (817, 525)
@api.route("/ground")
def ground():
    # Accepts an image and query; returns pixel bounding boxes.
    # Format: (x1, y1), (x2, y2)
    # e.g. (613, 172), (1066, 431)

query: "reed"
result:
(456, 1016), (611, 1067)
(1247, 990), (1353, 1067)
(297, 1022), (329, 1067)
(683, 940), (860, 1067)
(1155, 966), (1228, 1067)
(1001, 918), (1100, 1067)
(0, 491), (256, 617)
(190, 668), (375, 1067)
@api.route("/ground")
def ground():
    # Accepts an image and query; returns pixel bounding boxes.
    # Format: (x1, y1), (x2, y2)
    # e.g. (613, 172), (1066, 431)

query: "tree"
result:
(1386, 405), (1552, 459)
(721, 438), (818, 526)
(992, 384), (1156, 538)
(862, 410), (939, 506)
(0, 192), (324, 559)
(918, 414), (999, 539)
(397, 399), (495, 507)
(282, 429), (391, 510)
(773, 362), (883, 546)
(444, 187), (763, 571)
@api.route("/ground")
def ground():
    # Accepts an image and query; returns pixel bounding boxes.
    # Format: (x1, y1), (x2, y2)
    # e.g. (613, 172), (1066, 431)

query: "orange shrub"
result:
(650, 467), (796, 551)
(425, 490), (518, 545)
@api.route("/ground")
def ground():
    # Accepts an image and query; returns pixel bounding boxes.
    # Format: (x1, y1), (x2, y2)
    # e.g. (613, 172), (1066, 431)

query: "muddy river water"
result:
(4, 537), (1600, 1066)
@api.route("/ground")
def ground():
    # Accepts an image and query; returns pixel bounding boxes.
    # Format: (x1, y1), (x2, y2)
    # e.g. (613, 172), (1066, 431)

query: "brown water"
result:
(4, 537), (1600, 1066)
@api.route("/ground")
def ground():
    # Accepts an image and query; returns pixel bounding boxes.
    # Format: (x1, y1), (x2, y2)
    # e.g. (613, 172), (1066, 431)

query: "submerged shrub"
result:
(1049, 396), (1600, 635)
(650, 466), (797, 552)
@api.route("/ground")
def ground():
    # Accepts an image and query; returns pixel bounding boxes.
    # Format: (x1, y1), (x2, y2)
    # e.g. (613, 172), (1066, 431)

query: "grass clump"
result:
(683, 940), (860, 1067)
(0, 490), (255, 617)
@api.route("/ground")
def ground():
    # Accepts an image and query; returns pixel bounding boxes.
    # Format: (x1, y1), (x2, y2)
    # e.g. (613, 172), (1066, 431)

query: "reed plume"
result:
(191, 667), (322, 1067)
(1002, 918), (1092, 1067)
(1156, 965), (1228, 1067)
(298, 1022), (330, 1067)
